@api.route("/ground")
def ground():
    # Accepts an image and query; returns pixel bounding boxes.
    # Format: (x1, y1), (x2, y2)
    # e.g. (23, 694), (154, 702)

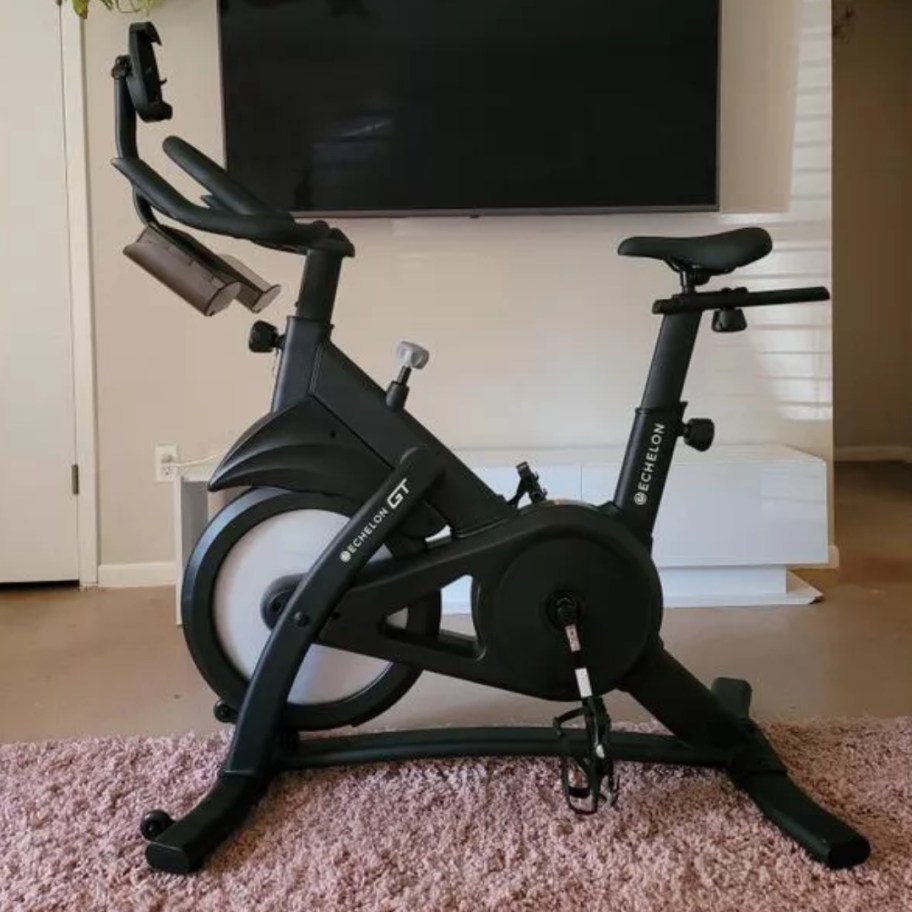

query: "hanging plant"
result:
(60, 0), (163, 18)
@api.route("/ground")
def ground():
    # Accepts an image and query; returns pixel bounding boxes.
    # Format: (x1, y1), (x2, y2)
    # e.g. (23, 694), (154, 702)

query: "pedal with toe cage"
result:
(552, 594), (620, 815)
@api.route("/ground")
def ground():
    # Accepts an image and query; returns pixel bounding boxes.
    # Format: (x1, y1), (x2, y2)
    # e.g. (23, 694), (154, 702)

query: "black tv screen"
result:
(218, 0), (720, 215)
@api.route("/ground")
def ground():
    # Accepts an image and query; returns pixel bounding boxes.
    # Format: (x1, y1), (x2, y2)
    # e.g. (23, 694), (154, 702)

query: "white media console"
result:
(172, 444), (828, 622)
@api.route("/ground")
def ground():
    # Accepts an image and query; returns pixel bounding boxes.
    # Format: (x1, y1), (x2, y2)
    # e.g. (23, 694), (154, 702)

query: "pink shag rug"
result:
(1, 719), (911, 911)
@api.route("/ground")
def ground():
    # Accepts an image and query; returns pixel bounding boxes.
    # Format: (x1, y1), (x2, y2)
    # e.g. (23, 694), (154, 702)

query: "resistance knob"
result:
(396, 341), (430, 371)
(386, 341), (430, 410)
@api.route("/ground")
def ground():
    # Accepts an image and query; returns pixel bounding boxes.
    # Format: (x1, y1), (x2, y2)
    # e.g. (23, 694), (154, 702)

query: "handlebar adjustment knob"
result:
(249, 320), (281, 353)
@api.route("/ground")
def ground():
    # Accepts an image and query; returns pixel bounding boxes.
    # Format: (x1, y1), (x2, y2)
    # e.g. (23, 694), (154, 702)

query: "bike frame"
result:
(212, 248), (701, 546)
(161, 251), (866, 878)
(115, 24), (867, 879)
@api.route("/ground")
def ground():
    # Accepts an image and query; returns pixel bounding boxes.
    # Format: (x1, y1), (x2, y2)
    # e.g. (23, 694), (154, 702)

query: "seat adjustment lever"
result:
(712, 308), (748, 333)
(683, 418), (715, 452)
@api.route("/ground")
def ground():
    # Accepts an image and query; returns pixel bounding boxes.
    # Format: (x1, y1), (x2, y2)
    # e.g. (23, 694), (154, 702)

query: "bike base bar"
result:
(143, 685), (870, 875)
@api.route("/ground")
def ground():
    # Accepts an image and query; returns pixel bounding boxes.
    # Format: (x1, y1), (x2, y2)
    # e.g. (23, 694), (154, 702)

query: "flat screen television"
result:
(218, 0), (720, 216)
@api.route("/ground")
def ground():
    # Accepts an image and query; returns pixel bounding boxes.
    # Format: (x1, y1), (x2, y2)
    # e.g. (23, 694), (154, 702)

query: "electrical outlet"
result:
(155, 444), (179, 483)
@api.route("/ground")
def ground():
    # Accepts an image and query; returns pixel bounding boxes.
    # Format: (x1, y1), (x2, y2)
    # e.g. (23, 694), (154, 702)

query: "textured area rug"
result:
(1, 719), (911, 911)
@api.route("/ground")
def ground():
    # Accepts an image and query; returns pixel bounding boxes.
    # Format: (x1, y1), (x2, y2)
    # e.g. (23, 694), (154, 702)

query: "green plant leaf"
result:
(67, 0), (163, 16)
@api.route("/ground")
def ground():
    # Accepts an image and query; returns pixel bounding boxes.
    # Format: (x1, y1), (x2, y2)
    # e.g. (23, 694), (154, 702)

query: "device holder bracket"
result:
(124, 223), (282, 316)
(125, 23), (172, 123)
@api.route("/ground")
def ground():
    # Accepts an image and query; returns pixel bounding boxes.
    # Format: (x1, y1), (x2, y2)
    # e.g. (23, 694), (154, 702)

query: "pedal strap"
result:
(552, 598), (619, 815)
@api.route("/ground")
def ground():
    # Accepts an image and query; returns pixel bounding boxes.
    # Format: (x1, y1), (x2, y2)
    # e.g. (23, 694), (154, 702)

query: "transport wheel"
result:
(140, 809), (174, 841)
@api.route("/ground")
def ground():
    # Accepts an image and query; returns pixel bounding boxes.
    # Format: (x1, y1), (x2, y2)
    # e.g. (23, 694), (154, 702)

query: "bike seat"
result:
(618, 227), (772, 275)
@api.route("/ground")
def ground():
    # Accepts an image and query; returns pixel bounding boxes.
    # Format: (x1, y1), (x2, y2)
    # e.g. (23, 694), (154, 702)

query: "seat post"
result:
(678, 267), (695, 294)
(639, 310), (702, 409)
(676, 264), (711, 294)
(612, 308), (703, 540)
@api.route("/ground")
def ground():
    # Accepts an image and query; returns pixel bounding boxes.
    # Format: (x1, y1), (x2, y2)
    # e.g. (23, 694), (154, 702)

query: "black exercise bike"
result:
(113, 25), (869, 875)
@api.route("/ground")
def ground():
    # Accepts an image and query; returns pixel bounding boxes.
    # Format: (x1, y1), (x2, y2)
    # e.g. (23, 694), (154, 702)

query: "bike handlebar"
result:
(162, 136), (275, 217)
(653, 285), (830, 315)
(111, 24), (353, 256)
(111, 156), (339, 251)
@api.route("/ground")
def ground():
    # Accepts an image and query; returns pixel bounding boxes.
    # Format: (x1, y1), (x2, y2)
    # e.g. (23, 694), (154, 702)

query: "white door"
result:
(0, 3), (79, 582)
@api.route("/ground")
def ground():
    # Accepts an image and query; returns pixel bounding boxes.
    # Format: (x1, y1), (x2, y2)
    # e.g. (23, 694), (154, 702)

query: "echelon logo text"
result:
(633, 423), (666, 506)
(340, 479), (411, 562)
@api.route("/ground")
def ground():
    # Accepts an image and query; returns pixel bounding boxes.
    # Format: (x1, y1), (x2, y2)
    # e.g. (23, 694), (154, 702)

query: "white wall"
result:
(83, 0), (831, 568)
(833, 0), (912, 456)
(0, 1), (80, 582)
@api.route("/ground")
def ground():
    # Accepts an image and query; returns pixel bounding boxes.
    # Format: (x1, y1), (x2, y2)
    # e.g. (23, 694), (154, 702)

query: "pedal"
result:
(507, 461), (547, 507)
(552, 595), (619, 814)
(554, 705), (618, 815)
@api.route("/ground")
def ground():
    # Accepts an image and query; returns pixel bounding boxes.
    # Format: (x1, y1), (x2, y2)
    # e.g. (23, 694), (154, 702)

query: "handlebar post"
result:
(295, 249), (343, 323)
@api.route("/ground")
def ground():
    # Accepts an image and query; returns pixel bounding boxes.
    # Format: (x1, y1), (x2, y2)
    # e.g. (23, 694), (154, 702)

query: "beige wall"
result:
(833, 0), (912, 452)
(84, 0), (831, 568)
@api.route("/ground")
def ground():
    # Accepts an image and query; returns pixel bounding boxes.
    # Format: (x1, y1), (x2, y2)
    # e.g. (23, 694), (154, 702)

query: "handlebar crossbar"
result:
(653, 286), (830, 316)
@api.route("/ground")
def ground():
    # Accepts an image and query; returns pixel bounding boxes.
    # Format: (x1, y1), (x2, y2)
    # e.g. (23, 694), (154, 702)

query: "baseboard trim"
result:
(97, 559), (824, 609)
(835, 445), (912, 463)
(795, 545), (840, 572)
(98, 561), (176, 588)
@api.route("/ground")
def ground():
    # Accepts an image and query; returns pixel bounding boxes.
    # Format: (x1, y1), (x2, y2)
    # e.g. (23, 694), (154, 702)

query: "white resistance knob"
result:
(396, 341), (430, 371)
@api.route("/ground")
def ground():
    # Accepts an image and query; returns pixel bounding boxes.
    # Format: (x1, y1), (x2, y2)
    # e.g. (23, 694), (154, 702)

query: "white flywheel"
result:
(212, 508), (407, 706)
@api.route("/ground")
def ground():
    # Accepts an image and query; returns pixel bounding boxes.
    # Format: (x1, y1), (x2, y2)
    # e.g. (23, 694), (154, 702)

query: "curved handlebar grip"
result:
(111, 156), (343, 251)
(162, 136), (274, 216)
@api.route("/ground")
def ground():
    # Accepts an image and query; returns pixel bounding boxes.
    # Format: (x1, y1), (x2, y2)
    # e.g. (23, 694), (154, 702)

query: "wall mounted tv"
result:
(218, 0), (720, 216)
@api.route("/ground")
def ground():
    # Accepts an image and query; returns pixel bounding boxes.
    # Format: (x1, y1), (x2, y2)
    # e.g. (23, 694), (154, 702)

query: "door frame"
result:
(61, 12), (99, 586)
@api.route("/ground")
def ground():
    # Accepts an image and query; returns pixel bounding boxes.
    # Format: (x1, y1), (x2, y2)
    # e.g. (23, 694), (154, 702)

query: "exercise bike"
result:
(113, 25), (870, 875)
